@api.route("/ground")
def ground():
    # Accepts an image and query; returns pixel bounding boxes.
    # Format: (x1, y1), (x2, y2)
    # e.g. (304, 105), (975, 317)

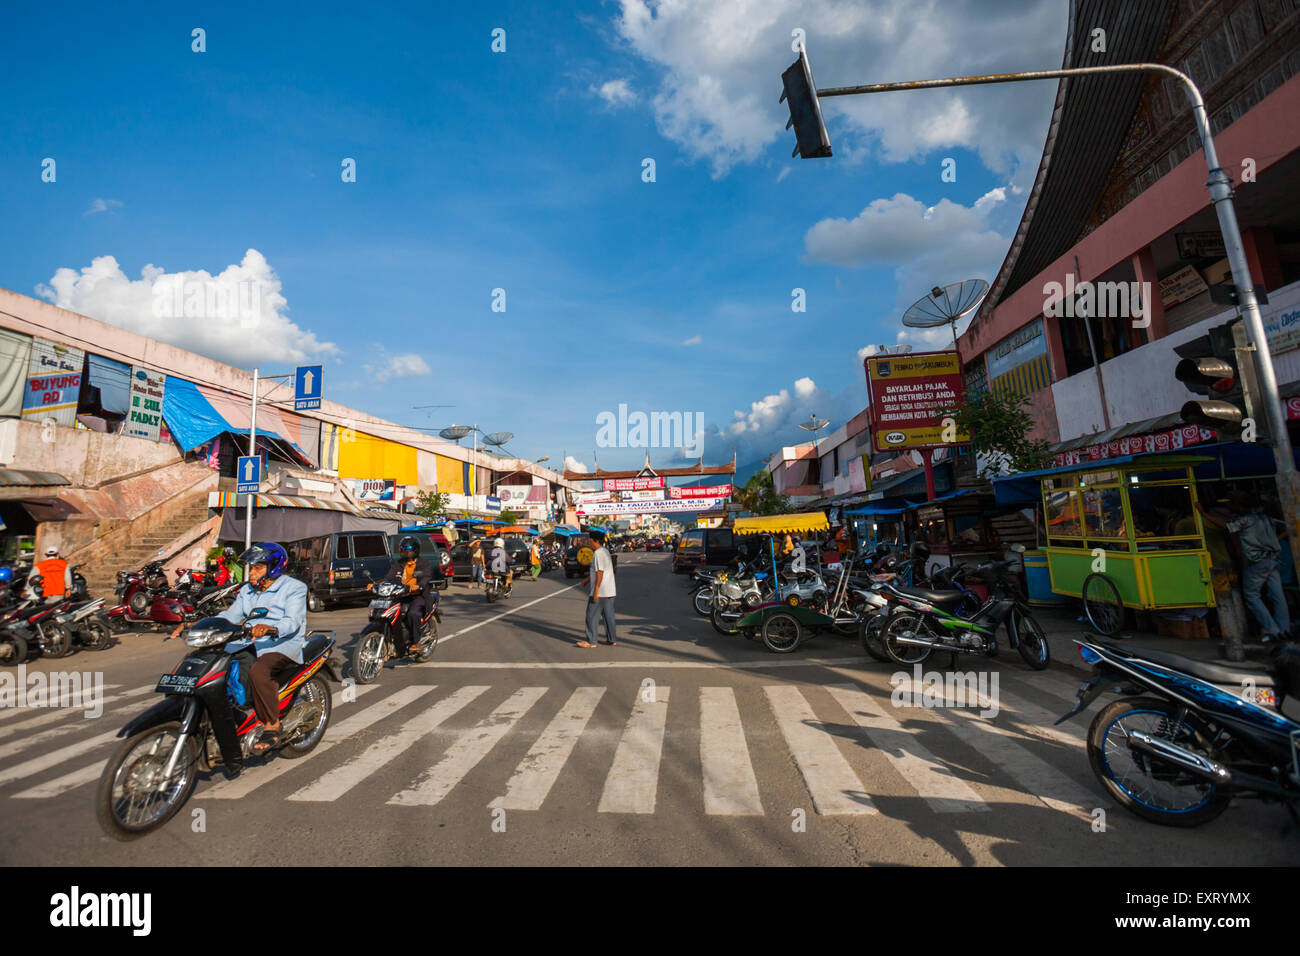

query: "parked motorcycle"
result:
(96, 607), (340, 839)
(351, 578), (441, 683)
(0, 574), (80, 660)
(1059, 636), (1300, 827)
(106, 564), (196, 632)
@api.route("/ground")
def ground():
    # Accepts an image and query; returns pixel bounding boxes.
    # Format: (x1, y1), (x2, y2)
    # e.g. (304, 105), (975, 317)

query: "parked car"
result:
(386, 532), (451, 590)
(672, 527), (738, 574)
(298, 530), (399, 612)
(563, 536), (619, 578)
(449, 535), (530, 579)
(646, 537), (665, 552)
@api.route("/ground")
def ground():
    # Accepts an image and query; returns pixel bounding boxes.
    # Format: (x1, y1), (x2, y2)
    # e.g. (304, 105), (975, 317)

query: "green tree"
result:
(942, 389), (1053, 479)
(413, 490), (450, 523)
(498, 508), (520, 525)
(734, 468), (792, 516)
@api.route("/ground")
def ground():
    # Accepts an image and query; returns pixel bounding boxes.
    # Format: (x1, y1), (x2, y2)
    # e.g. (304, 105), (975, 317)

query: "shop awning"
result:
(990, 453), (1216, 506)
(0, 469), (70, 488)
(732, 512), (829, 535)
(163, 377), (317, 464)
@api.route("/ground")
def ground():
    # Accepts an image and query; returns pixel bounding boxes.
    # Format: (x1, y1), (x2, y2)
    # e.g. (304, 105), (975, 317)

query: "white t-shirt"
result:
(588, 547), (616, 598)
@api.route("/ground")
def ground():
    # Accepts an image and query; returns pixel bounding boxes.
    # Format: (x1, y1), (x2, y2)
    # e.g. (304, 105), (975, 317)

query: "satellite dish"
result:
(483, 431), (514, 448)
(439, 425), (472, 442)
(902, 278), (989, 347)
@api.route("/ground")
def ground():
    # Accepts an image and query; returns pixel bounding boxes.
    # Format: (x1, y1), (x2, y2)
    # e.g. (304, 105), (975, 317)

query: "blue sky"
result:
(0, 0), (1066, 476)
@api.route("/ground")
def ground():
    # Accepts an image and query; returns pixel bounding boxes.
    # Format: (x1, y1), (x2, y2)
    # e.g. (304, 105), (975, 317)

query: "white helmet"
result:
(495, 537), (505, 548)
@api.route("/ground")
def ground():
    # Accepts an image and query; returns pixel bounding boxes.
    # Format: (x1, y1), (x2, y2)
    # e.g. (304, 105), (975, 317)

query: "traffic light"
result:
(1174, 319), (1271, 443)
(781, 48), (832, 159)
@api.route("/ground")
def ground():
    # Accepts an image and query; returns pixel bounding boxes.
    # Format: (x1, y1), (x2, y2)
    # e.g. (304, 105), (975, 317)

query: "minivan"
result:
(298, 530), (443, 612)
(672, 528), (738, 574)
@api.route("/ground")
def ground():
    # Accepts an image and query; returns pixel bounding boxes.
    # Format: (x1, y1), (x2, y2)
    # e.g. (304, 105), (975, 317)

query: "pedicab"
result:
(732, 512), (838, 653)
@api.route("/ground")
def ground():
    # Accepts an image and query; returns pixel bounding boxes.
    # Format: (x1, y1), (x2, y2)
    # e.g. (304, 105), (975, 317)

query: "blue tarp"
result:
(843, 489), (975, 517)
(162, 376), (298, 453)
(86, 354), (131, 415)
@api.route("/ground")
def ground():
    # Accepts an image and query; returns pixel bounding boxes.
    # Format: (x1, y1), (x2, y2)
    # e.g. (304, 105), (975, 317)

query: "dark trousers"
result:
(405, 595), (429, 651)
(248, 652), (298, 725)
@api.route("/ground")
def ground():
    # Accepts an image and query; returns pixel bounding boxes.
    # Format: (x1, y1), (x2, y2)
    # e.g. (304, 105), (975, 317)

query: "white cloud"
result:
(84, 198), (123, 216)
(564, 455), (590, 473)
(34, 250), (339, 368)
(366, 352), (431, 383)
(613, 0), (1065, 179)
(793, 376), (815, 398)
(681, 334), (702, 346)
(775, 167), (791, 183)
(593, 78), (637, 108)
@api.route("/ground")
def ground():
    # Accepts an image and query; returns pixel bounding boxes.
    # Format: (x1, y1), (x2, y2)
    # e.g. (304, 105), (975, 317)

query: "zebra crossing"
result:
(0, 669), (1106, 822)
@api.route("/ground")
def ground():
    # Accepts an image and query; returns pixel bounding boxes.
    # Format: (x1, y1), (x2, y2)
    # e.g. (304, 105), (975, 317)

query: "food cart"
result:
(731, 512), (837, 653)
(995, 455), (1216, 634)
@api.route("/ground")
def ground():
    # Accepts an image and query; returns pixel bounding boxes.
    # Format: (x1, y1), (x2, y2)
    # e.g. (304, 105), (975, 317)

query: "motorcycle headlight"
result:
(185, 627), (229, 648)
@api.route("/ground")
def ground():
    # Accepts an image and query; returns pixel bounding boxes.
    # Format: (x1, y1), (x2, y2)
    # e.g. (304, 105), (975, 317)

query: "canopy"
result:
(732, 512), (829, 536)
(496, 525), (531, 533)
(162, 377), (318, 464)
(991, 452), (1217, 506)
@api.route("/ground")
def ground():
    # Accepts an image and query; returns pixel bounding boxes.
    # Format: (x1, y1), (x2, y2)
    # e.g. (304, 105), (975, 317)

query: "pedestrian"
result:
(1198, 492), (1291, 643)
(470, 538), (485, 589)
(577, 528), (616, 648)
(529, 538), (542, 580)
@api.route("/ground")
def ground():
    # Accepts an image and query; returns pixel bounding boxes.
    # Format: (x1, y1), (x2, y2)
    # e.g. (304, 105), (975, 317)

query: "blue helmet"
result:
(0, 567), (12, 584)
(237, 542), (289, 580)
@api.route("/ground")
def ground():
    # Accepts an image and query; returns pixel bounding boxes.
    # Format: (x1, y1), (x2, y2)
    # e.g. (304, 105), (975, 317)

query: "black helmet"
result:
(910, 540), (931, 560)
(398, 536), (420, 557)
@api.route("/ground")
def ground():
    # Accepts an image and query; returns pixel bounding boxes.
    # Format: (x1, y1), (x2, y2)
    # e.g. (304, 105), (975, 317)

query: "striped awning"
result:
(209, 492), (366, 514)
(0, 469), (70, 488)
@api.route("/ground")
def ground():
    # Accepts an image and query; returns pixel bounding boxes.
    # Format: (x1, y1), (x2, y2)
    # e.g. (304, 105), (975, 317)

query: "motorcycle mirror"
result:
(1009, 543), (1026, 554)
(246, 607), (270, 619)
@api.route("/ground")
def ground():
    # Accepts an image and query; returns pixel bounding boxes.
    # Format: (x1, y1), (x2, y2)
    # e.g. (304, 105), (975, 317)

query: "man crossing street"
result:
(577, 528), (616, 648)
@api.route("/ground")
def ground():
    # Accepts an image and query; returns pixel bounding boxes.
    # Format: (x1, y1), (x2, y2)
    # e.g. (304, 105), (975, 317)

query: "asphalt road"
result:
(0, 552), (1292, 866)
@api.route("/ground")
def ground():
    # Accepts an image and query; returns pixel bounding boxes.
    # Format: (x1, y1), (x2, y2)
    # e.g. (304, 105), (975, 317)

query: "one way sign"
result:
(237, 456), (261, 494)
(295, 365), (323, 410)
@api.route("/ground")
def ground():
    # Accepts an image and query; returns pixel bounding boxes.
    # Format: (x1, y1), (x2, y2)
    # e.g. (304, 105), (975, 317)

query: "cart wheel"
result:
(1082, 572), (1123, 636)
(761, 612), (802, 653)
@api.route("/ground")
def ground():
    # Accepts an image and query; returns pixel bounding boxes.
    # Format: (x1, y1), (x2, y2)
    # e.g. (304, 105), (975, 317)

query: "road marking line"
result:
(287, 686), (488, 802)
(490, 687), (605, 811)
(0, 729), (120, 787)
(825, 682), (987, 813)
(389, 687), (549, 806)
(598, 687), (671, 814)
(0, 685), (151, 737)
(700, 687), (763, 816)
(418, 656), (873, 670)
(0, 684), (169, 758)
(0, 684), (126, 725)
(436, 584), (583, 647)
(11, 759), (105, 799)
(763, 685), (876, 815)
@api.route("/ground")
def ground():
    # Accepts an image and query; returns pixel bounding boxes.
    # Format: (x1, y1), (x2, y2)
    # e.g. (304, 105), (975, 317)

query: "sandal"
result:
(251, 730), (282, 755)
(599, 640), (617, 646)
(575, 641), (595, 648)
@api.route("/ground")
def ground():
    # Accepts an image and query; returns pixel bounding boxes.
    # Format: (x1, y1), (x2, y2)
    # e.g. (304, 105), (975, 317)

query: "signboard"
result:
(575, 491), (611, 505)
(624, 489), (664, 501)
(1261, 281), (1300, 356)
(236, 455), (261, 494)
(486, 496), (502, 513)
(1053, 424), (1215, 468)
(1158, 264), (1209, 309)
(577, 497), (728, 516)
(1176, 231), (1226, 260)
(354, 478), (396, 501)
(668, 484), (732, 499)
(602, 476), (664, 491)
(294, 365), (323, 411)
(123, 366), (167, 441)
(986, 318), (1049, 395)
(865, 350), (968, 449)
(21, 339), (83, 427)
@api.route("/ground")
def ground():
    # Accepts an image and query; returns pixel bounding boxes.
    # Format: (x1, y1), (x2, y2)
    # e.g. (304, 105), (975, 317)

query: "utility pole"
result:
(245, 367), (259, 553)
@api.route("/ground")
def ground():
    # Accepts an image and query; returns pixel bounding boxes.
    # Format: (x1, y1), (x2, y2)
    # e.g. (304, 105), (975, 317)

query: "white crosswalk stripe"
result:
(598, 687), (671, 814)
(0, 728), (120, 787)
(0, 684), (128, 727)
(288, 686), (488, 802)
(390, 687), (548, 806)
(491, 687), (605, 811)
(764, 685), (877, 815)
(699, 687), (762, 815)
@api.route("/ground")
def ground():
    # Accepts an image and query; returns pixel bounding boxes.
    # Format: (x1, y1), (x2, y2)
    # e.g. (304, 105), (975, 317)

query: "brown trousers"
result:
(247, 652), (298, 724)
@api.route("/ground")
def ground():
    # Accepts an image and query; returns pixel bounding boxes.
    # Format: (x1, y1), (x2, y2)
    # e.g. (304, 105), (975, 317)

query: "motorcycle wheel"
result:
(692, 587), (714, 616)
(486, 585), (497, 603)
(1011, 609), (1050, 670)
(1087, 697), (1230, 827)
(307, 589), (325, 613)
(0, 632), (28, 666)
(711, 604), (740, 636)
(106, 614), (130, 634)
(858, 614), (890, 663)
(128, 592), (151, 616)
(761, 612), (802, 653)
(351, 628), (386, 684)
(880, 612), (934, 665)
(78, 619), (113, 651)
(41, 622), (75, 658)
(96, 721), (200, 841)
(412, 618), (439, 663)
(278, 676), (332, 759)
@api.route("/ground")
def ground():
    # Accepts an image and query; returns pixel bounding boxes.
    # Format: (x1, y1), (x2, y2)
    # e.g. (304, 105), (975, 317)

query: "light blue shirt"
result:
(218, 575), (309, 663)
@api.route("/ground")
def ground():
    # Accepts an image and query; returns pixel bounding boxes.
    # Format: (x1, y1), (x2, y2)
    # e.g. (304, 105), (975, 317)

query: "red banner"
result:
(602, 477), (664, 491)
(1053, 424), (1216, 468)
(669, 484), (732, 499)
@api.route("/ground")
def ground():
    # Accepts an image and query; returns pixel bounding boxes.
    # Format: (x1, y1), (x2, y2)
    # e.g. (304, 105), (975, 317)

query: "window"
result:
(333, 536), (351, 560)
(1082, 487), (1127, 540)
(352, 534), (388, 558)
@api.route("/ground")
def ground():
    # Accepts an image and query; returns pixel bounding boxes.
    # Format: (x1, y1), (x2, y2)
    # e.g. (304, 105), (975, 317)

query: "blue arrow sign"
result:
(294, 365), (323, 410)
(236, 455), (261, 494)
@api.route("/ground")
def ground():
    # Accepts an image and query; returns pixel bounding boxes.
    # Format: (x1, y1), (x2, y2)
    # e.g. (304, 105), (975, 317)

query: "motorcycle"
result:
(96, 607), (340, 839)
(0, 574), (83, 661)
(45, 566), (112, 653)
(106, 564), (196, 632)
(1058, 636), (1300, 828)
(484, 569), (513, 603)
(351, 578), (441, 683)
(875, 548), (1050, 670)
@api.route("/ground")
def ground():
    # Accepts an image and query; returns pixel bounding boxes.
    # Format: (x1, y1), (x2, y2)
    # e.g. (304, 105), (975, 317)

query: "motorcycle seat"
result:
(1102, 642), (1276, 688)
(303, 632), (331, 660)
(892, 585), (970, 609)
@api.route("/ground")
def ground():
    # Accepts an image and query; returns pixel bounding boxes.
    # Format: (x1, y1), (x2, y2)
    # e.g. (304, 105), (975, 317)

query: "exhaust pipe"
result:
(1127, 731), (1231, 784)
(892, 634), (940, 648)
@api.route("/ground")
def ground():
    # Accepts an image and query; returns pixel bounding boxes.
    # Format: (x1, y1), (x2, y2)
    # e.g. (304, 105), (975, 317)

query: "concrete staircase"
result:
(83, 496), (214, 596)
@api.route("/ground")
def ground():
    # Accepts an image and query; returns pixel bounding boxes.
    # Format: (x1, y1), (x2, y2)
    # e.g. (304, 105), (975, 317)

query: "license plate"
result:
(369, 599), (392, 610)
(156, 674), (198, 694)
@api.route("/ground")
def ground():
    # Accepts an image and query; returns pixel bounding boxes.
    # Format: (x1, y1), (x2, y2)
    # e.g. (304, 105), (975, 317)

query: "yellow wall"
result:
(435, 454), (464, 494)
(337, 430), (418, 485)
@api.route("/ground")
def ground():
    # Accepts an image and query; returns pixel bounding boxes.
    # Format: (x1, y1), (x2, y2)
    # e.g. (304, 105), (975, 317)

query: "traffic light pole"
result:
(816, 61), (1300, 543)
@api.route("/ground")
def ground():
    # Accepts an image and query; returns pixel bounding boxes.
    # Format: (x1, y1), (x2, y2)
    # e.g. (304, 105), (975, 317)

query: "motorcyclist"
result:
(32, 546), (72, 601)
(489, 536), (512, 589)
(215, 542), (308, 755)
(369, 536), (435, 655)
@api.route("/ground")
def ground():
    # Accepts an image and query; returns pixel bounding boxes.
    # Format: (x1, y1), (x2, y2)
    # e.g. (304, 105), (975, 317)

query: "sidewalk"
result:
(1033, 605), (1277, 677)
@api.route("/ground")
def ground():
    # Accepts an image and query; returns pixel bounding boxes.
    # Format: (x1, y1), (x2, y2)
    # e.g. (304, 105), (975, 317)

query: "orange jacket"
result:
(34, 557), (69, 597)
